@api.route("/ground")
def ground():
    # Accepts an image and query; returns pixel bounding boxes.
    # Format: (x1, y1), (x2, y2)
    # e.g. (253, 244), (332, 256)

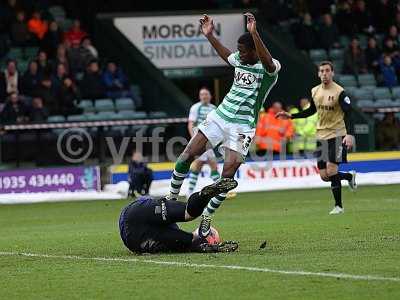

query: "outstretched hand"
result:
(199, 14), (214, 37)
(244, 12), (257, 34)
(275, 111), (292, 119)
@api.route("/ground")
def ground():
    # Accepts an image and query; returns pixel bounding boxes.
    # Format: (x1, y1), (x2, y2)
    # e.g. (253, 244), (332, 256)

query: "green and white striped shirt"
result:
(216, 51), (281, 128)
(188, 102), (216, 127)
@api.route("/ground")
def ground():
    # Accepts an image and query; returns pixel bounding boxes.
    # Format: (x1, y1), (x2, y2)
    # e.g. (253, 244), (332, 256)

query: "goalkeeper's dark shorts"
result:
(119, 197), (193, 253)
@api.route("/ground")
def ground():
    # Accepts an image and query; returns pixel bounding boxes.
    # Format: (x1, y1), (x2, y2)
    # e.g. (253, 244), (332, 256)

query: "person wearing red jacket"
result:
(64, 20), (87, 46)
(255, 101), (294, 155)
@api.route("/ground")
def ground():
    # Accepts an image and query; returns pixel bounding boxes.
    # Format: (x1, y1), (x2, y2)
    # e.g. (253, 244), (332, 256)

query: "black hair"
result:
(199, 86), (211, 93)
(238, 32), (255, 50)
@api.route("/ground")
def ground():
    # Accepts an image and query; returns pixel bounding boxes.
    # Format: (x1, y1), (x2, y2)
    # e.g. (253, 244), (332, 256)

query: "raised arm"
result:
(244, 13), (276, 73)
(200, 14), (232, 65)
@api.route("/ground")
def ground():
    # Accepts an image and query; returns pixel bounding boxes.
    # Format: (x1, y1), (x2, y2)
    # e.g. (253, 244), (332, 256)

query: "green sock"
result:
(202, 193), (227, 216)
(210, 170), (220, 182)
(187, 170), (199, 195)
(169, 159), (191, 199)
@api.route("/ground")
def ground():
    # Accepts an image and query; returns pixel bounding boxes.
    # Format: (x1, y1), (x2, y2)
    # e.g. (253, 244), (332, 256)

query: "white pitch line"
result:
(0, 251), (399, 283)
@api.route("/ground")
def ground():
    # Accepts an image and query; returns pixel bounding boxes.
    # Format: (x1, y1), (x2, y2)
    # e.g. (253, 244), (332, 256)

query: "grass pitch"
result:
(0, 185), (399, 299)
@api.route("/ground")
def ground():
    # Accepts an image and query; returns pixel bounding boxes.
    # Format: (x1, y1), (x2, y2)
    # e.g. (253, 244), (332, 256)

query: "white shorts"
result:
(197, 110), (255, 159)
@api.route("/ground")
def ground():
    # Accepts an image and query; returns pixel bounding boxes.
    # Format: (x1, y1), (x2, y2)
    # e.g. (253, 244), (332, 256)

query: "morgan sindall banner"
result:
(114, 13), (245, 69)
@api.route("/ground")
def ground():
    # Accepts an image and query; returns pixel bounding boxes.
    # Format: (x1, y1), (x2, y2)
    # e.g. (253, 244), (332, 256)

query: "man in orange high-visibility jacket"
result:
(255, 101), (294, 155)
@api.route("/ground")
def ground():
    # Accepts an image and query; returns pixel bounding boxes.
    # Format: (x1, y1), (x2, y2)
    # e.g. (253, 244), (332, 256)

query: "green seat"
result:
(356, 100), (374, 108)
(373, 88), (392, 100)
(115, 98), (135, 111)
(67, 115), (87, 122)
(149, 111), (168, 118)
(94, 99), (114, 112)
(310, 49), (328, 61)
(329, 49), (344, 60)
(337, 75), (357, 87)
(48, 115), (65, 122)
(358, 74), (376, 87)
(132, 111), (148, 119)
(353, 88), (373, 101)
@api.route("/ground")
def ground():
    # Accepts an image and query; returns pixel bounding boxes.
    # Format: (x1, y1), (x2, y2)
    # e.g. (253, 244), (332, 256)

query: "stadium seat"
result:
(374, 99), (394, 107)
(96, 111), (121, 120)
(131, 111), (148, 119)
(47, 115), (66, 122)
(332, 60), (344, 73)
(149, 111), (168, 118)
(8, 47), (23, 59)
(373, 87), (392, 100)
(67, 115), (87, 122)
(356, 100), (375, 108)
(329, 49), (344, 60)
(339, 35), (350, 47)
(353, 88), (374, 101)
(337, 75), (357, 87)
(310, 49), (328, 61)
(115, 98), (135, 111)
(392, 87), (400, 99)
(392, 99), (400, 107)
(78, 99), (94, 112)
(358, 74), (377, 87)
(86, 113), (104, 121)
(359, 35), (368, 48)
(118, 110), (137, 119)
(94, 99), (115, 112)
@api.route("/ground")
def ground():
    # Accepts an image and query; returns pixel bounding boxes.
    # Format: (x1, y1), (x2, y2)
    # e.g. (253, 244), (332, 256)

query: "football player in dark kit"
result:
(119, 178), (239, 254)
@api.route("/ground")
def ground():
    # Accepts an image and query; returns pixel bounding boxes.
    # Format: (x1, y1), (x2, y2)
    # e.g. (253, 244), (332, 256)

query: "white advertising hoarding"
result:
(114, 13), (245, 69)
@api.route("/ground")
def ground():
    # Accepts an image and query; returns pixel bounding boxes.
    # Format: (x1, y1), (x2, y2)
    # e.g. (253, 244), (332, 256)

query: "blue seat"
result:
(132, 111), (148, 119)
(78, 99), (94, 111)
(118, 110), (137, 119)
(392, 87), (400, 99)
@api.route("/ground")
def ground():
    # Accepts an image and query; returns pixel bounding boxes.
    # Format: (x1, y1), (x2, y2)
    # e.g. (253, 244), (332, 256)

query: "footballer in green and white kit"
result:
(167, 13), (281, 238)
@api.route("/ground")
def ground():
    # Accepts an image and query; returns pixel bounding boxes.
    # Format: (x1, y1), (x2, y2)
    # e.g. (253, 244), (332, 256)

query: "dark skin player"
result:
(177, 13), (277, 181)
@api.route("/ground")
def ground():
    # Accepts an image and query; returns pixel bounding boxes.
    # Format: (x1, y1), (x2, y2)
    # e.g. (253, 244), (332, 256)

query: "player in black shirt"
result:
(119, 178), (239, 253)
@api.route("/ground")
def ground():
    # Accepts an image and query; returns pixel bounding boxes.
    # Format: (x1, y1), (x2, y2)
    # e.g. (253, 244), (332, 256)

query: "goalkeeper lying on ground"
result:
(119, 178), (239, 253)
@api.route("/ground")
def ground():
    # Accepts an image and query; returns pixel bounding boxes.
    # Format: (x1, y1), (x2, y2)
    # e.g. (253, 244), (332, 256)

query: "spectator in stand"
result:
(34, 77), (57, 114)
(375, 0), (393, 32)
(37, 50), (52, 76)
(20, 60), (41, 96)
(352, 0), (374, 34)
(102, 61), (130, 98)
(41, 21), (63, 59)
(56, 77), (82, 116)
(255, 102), (294, 155)
(10, 10), (32, 47)
(1, 92), (28, 124)
(80, 37), (98, 64)
(54, 44), (69, 71)
(80, 60), (106, 100)
(51, 63), (68, 94)
(387, 25), (400, 47)
(318, 13), (340, 51)
(67, 40), (86, 75)
(28, 96), (48, 122)
(383, 37), (400, 58)
(27, 11), (48, 41)
(365, 37), (382, 74)
(64, 20), (87, 45)
(343, 37), (367, 75)
(292, 13), (318, 52)
(0, 59), (20, 101)
(379, 55), (399, 87)
(128, 151), (153, 197)
(376, 112), (400, 150)
(336, 1), (355, 36)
